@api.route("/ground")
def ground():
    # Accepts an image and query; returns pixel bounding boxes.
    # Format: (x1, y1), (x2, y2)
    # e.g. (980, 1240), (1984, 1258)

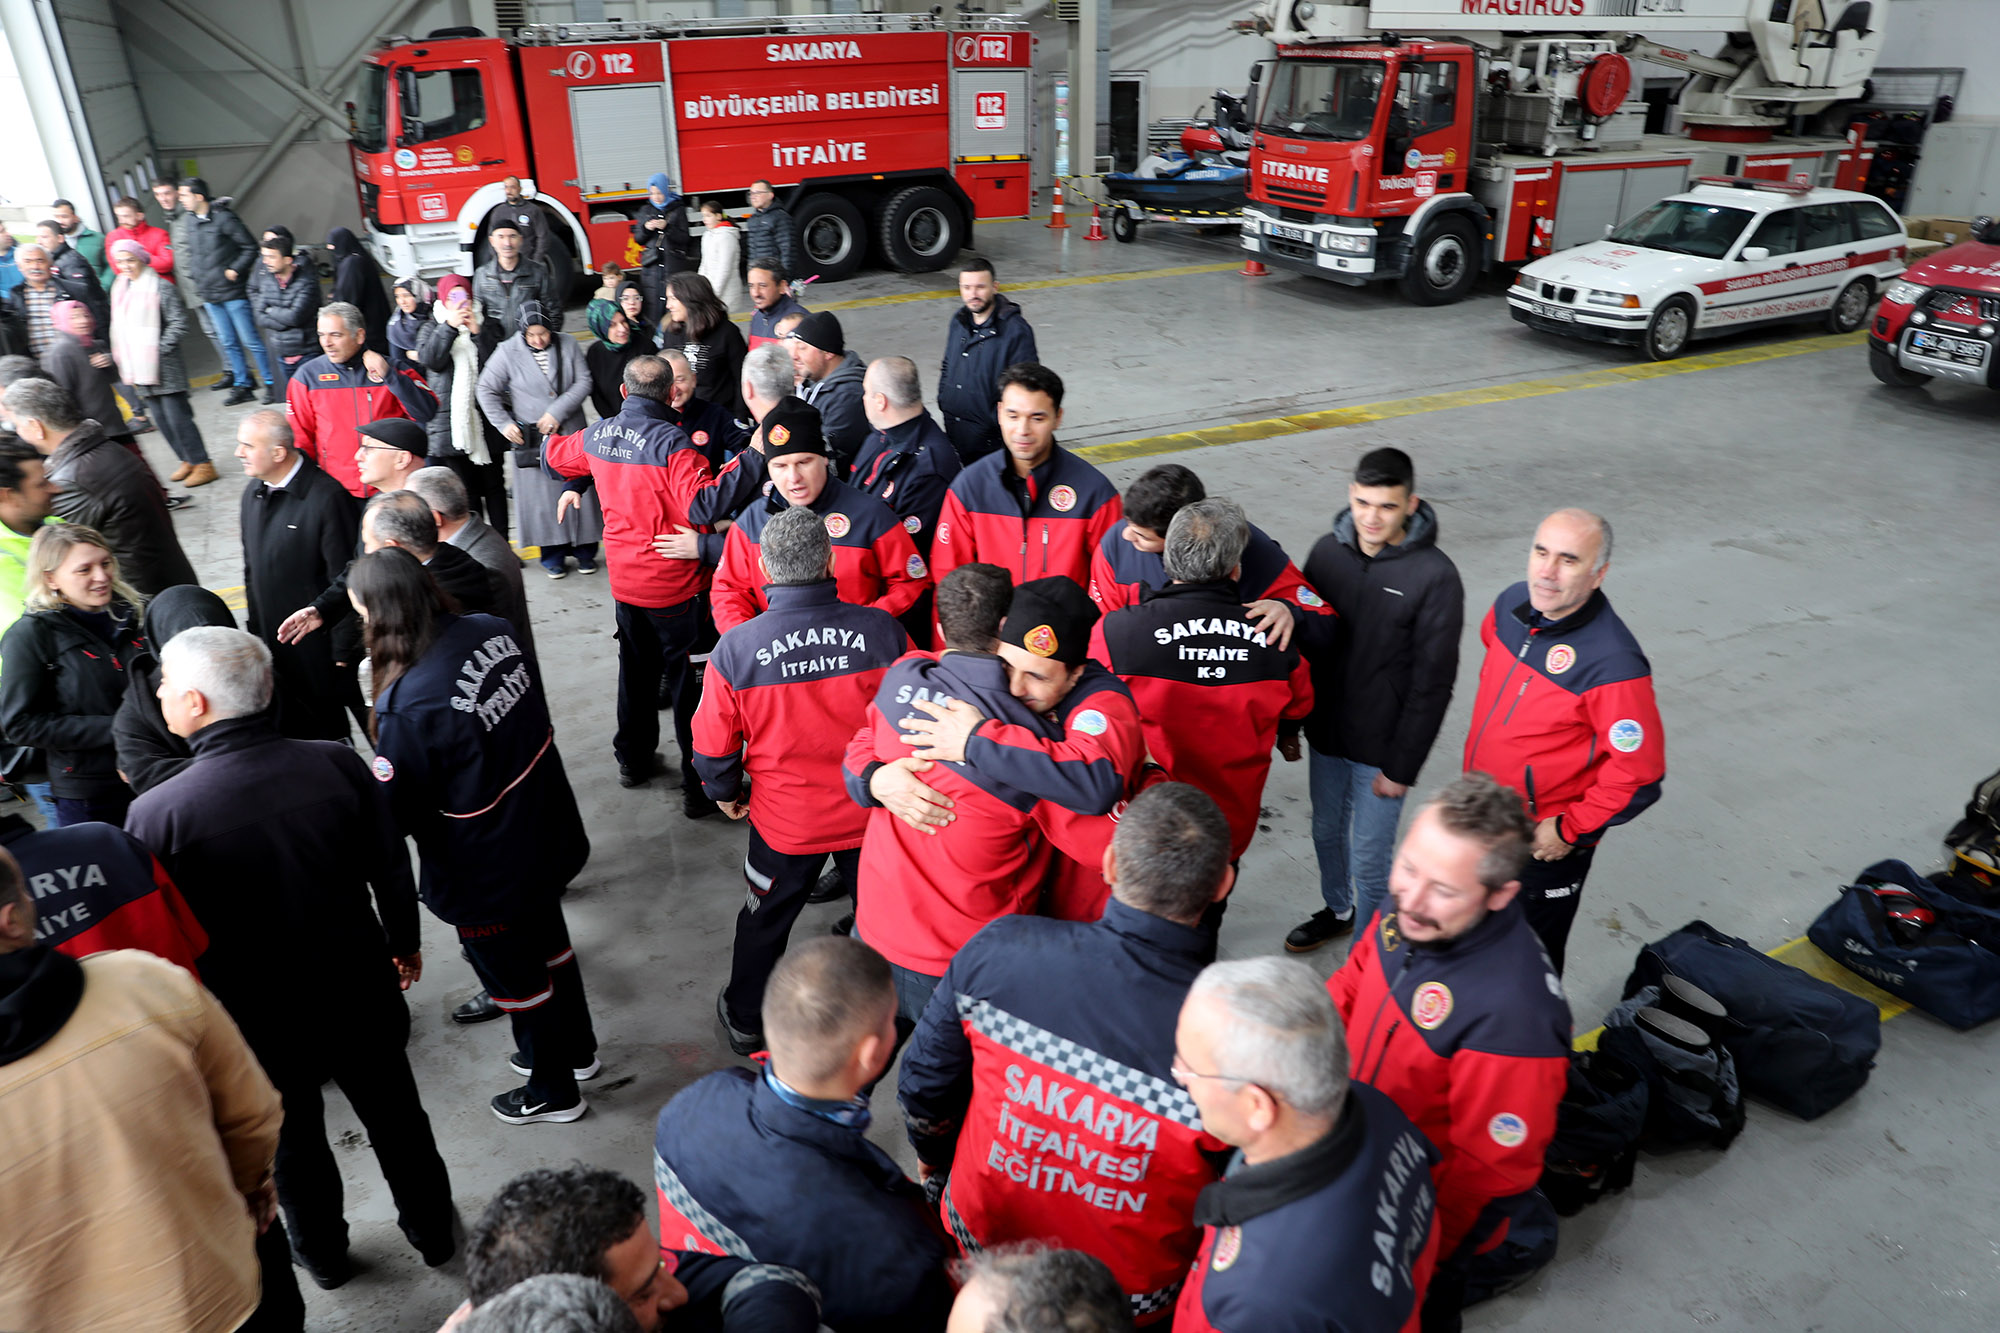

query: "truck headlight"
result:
(1318, 231), (1372, 254)
(1881, 280), (1927, 306)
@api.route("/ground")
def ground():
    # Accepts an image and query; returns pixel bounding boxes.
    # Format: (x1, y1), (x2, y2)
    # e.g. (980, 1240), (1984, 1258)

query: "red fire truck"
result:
(1233, 0), (1887, 304)
(348, 15), (1034, 286)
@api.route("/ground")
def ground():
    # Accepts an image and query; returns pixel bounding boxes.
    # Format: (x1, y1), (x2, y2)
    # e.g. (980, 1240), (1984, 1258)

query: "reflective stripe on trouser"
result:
(721, 823), (860, 1032)
(457, 896), (599, 1105)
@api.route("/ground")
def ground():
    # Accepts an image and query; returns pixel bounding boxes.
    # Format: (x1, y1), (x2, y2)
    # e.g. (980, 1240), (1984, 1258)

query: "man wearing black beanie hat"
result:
(786, 312), (868, 472)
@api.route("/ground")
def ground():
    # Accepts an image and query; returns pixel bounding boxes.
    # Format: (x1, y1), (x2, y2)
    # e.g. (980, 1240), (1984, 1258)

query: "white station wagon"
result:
(1507, 177), (1909, 361)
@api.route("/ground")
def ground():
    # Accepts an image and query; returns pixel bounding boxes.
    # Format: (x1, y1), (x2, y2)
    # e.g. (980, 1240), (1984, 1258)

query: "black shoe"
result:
(409, 1211), (463, 1268)
(164, 495), (194, 511)
(262, 385), (284, 405)
(222, 386), (256, 406)
(452, 989), (503, 1024)
(829, 913), (854, 937)
(208, 378), (236, 393)
(291, 1247), (353, 1290)
(716, 987), (763, 1057)
(509, 1051), (603, 1081)
(618, 760), (656, 788)
(128, 417), (156, 435)
(808, 866), (849, 905)
(490, 1085), (588, 1125)
(682, 787), (717, 820)
(1284, 908), (1355, 953)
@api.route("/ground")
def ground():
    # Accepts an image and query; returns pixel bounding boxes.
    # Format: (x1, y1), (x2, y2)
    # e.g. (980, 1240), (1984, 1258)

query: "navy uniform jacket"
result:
(1090, 520), (1335, 657)
(848, 411), (962, 556)
(654, 1067), (954, 1333)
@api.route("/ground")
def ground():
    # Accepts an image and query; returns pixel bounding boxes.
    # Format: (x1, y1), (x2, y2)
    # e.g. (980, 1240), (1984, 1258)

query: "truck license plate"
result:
(1268, 224), (1311, 243)
(1911, 331), (1986, 364)
(1533, 301), (1574, 323)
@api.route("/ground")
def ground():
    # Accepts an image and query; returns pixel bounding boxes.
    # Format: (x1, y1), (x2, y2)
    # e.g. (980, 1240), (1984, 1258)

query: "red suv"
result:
(1870, 216), (2000, 390)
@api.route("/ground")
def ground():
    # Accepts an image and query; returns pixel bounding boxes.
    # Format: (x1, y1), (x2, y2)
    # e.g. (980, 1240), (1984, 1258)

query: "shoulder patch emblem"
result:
(906, 554), (926, 579)
(903, 514), (922, 534)
(768, 423), (791, 447)
(1071, 709), (1108, 737)
(692, 430), (709, 447)
(371, 755), (395, 782)
(1296, 586), (1325, 608)
(1049, 484), (1077, 513)
(824, 512), (850, 539)
(1545, 643), (1576, 675)
(1411, 981), (1453, 1030)
(1211, 1225), (1243, 1272)
(1488, 1112), (1528, 1148)
(1608, 718), (1644, 753)
(1024, 624), (1058, 658)
(936, 520), (951, 545)
(1379, 913), (1402, 952)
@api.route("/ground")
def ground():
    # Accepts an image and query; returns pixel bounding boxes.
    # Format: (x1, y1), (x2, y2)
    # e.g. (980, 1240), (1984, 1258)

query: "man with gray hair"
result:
(460, 1274), (641, 1333)
(693, 504), (908, 1053)
(126, 625), (458, 1288)
(852, 354), (960, 561)
(1091, 497), (1312, 864)
(286, 298), (438, 498)
(1462, 506), (1663, 972)
(1174, 956), (1438, 1333)
(901, 783), (1236, 1323)
(1328, 772), (1570, 1330)
(410, 465), (534, 658)
(362, 488), (509, 620)
(667, 341), (799, 569)
(947, 1246), (1128, 1333)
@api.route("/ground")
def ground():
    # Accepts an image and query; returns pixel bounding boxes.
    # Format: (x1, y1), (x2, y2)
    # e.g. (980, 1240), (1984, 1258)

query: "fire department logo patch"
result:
(1545, 643), (1576, 675)
(317, 373), (340, 382)
(1488, 1112), (1528, 1148)
(903, 515), (922, 534)
(1379, 914), (1402, 952)
(371, 755), (395, 783)
(1072, 709), (1108, 737)
(937, 520), (951, 544)
(1296, 587), (1324, 608)
(1411, 981), (1453, 1030)
(692, 430), (709, 447)
(1211, 1226), (1243, 1272)
(1609, 719), (1644, 753)
(1024, 624), (1058, 657)
(906, 554), (926, 579)
(1049, 484), (1077, 512)
(824, 512), (850, 538)
(768, 424), (791, 448)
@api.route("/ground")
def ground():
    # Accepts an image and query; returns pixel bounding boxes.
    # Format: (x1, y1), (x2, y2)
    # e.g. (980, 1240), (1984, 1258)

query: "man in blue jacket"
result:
(937, 257), (1037, 463)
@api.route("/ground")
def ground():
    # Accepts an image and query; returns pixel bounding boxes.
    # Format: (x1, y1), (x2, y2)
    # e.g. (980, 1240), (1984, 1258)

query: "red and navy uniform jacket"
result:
(691, 580), (908, 854)
(1035, 763), (1169, 924)
(899, 899), (1225, 1323)
(712, 478), (931, 635)
(1463, 583), (1664, 847)
(545, 394), (714, 610)
(1089, 521), (1335, 654)
(843, 652), (1052, 977)
(680, 395), (751, 472)
(1091, 581), (1314, 860)
(848, 411), (963, 556)
(285, 351), (438, 498)
(1175, 1083), (1439, 1333)
(1328, 905), (1570, 1264)
(0, 812), (207, 976)
(931, 444), (1122, 592)
(687, 440), (767, 569)
(654, 1066), (956, 1332)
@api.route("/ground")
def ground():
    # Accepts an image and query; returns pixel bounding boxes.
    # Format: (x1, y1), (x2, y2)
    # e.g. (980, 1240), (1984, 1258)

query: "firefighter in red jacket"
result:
(929, 363), (1121, 597)
(1463, 508), (1664, 973)
(899, 784), (1236, 1324)
(693, 505), (909, 1056)
(1091, 499), (1313, 863)
(710, 395), (930, 635)
(286, 302), (438, 498)
(1327, 774), (1570, 1332)
(1174, 956), (1438, 1333)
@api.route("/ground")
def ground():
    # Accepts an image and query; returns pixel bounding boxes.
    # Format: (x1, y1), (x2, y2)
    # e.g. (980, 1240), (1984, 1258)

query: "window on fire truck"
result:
(1256, 60), (1384, 142)
(402, 67), (487, 145)
(1395, 61), (1458, 138)
(354, 64), (389, 154)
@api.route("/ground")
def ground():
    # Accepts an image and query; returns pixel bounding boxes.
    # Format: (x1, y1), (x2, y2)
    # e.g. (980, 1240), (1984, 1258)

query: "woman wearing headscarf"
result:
(585, 300), (654, 421)
(41, 299), (139, 457)
(108, 240), (214, 485)
(476, 300), (601, 578)
(388, 275), (433, 368)
(111, 585), (237, 795)
(698, 200), (747, 313)
(661, 271), (747, 417)
(632, 173), (693, 332)
(416, 274), (510, 538)
(324, 226), (393, 354)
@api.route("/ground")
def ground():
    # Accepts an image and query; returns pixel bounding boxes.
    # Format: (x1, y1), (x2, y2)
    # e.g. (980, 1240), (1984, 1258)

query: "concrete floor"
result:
(142, 217), (2000, 1331)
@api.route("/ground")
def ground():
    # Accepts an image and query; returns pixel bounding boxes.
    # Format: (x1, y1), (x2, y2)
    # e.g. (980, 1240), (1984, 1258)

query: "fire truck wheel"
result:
(795, 192), (867, 283)
(1868, 341), (1931, 388)
(1109, 208), (1138, 243)
(1825, 277), (1874, 334)
(876, 186), (963, 273)
(1642, 295), (1695, 361)
(1399, 218), (1478, 306)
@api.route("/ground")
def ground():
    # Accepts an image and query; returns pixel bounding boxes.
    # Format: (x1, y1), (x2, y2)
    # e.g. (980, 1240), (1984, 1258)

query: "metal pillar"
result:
(1071, 0), (1110, 175)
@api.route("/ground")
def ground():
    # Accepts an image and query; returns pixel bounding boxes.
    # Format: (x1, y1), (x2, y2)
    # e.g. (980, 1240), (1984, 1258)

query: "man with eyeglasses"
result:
(1173, 956), (1439, 1333)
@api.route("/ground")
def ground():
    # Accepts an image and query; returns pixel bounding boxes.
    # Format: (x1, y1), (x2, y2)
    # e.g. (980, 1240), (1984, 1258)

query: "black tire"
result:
(1868, 340), (1931, 388)
(1110, 208), (1138, 243)
(875, 185), (962, 273)
(1825, 276), (1874, 334)
(1398, 217), (1479, 305)
(1642, 295), (1696, 361)
(794, 192), (867, 283)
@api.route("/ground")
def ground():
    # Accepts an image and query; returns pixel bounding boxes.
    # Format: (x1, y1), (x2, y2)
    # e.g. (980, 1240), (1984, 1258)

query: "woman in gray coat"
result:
(476, 300), (602, 578)
(107, 238), (213, 483)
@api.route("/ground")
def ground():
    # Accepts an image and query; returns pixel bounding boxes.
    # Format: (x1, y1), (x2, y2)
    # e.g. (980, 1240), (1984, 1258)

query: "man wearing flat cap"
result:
(785, 312), (868, 474)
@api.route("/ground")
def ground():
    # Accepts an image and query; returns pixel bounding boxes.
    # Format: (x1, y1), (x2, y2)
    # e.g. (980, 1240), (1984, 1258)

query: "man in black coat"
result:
(2, 377), (196, 597)
(936, 257), (1038, 463)
(181, 178), (273, 403)
(125, 626), (458, 1288)
(1287, 447), (1464, 953)
(234, 409), (358, 741)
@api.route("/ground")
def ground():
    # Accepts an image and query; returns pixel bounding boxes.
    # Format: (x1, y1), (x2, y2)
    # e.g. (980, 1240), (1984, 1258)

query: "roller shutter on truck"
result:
(571, 81), (674, 198)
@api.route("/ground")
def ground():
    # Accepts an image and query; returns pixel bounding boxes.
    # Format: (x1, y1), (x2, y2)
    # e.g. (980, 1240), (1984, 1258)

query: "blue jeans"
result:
(209, 297), (275, 387)
(22, 781), (58, 826)
(1309, 748), (1404, 924)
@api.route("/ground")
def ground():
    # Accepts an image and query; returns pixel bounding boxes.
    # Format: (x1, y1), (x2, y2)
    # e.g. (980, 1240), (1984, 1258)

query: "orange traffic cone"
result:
(1242, 256), (1269, 276)
(1084, 203), (1105, 242)
(1047, 180), (1070, 230)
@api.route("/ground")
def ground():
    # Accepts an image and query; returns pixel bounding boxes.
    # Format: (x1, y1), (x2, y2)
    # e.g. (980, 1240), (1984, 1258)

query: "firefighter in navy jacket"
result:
(1175, 957), (1438, 1333)
(711, 397), (929, 634)
(929, 364), (1121, 595)
(1088, 464), (1333, 656)
(1328, 775), (1568, 1328)
(1091, 500), (1313, 861)
(850, 356), (962, 557)
(1462, 508), (1663, 973)
(898, 784), (1235, 1324)
(653, 937), (956, 1333)
(1, 811), (207, 976)
(693, 506), (909, 1049)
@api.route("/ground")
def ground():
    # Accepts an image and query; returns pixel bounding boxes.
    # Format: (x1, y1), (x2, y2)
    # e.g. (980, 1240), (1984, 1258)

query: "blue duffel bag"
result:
(1808, 860), (2000, 1030)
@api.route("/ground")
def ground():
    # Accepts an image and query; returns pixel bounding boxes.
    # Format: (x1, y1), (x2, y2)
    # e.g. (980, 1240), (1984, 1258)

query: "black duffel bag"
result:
(1808, 859), (2000, 1030)
(1623, 921), (1879, 1120)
